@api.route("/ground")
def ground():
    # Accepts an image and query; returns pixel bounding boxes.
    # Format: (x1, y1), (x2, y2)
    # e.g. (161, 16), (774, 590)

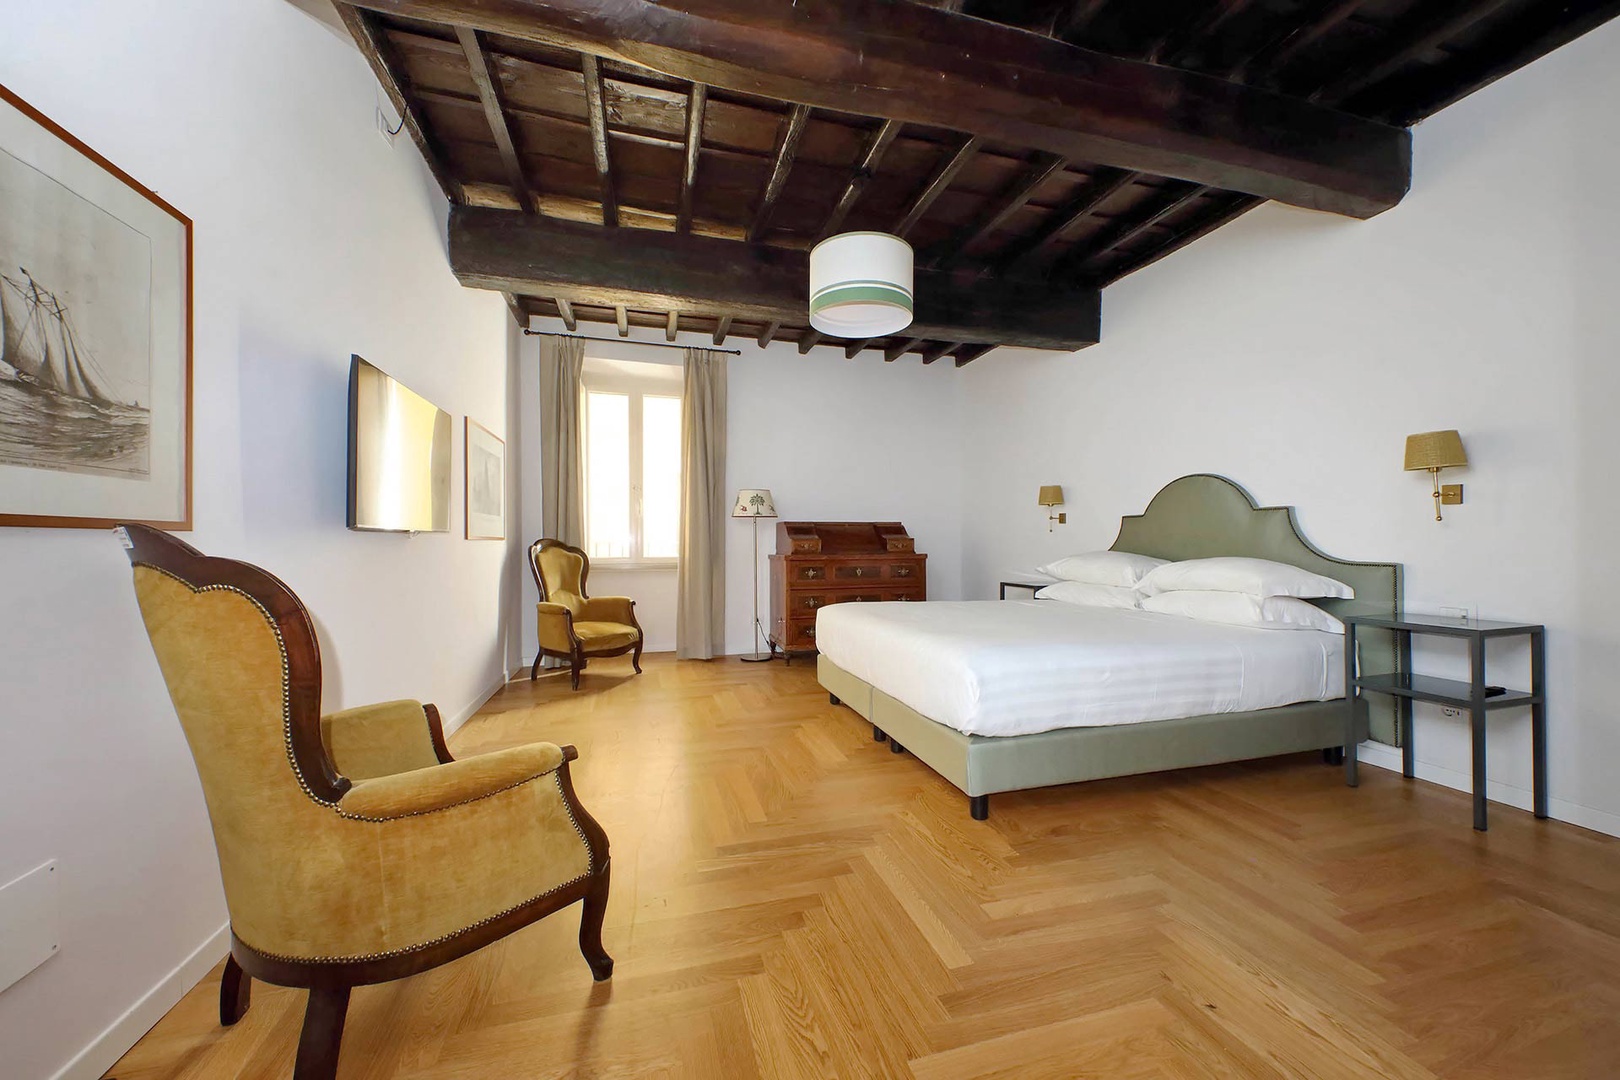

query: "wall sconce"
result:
(1404, 430), (1467, 521)
(1038, 485), (1066, 532)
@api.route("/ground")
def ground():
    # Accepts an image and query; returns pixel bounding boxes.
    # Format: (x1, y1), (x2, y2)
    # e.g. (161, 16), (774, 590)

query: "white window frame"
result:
(581, 360), (682, 571)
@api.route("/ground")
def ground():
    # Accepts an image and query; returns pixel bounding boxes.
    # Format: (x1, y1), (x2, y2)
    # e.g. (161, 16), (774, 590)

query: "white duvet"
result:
(815, 600), (1344, 738)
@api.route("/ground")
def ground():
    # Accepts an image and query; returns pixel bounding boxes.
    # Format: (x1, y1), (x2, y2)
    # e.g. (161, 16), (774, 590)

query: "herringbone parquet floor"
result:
(107, 653), (1620, 1079)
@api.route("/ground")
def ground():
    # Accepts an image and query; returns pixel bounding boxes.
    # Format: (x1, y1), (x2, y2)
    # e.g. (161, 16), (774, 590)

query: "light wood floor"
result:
(108, 653), (1620, 1079)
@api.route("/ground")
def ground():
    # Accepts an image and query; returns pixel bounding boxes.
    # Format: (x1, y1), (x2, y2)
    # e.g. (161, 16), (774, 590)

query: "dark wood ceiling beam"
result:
(844, 339), (874, 359)
(1227, 0), (1367, 82)
(954, 344), (995, 367)
(748, 104), (811, 242)
(451, 207), (1100, 351)
(504, 293), (528, 327)
(615, 304), (629, 335)
(758, 321), (780, 346)
(456, 26), (537, 214)
(819, 119), (902, 241)
(555, 296), (577, 330)
(713, 315), (733, 345)
(677, 83), (706, 233)
(1316, 0), (1519, 107)
(934, 153), (1068, 267)
(666, 310), (679, 341)
(884, 338), (920, 362)
(995, 168), (1138, 272)
(797, 330), (823, 355)
(1058, 183), (1210, 279)
(894, 136), (982, 238)
(919, 342), (955, 365)
(580, 54), (618, 226)
(349, 0), (1410, 217)
(334, 4), (463, 203)
(1098, 193), (1265, 284)
(1155, 0), (1254, 65)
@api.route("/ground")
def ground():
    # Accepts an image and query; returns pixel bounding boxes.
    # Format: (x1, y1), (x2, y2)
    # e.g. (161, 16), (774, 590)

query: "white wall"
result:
(959, 20), (1620, 837)
(0, 3), (515, 1078)
(516, 328), (966, 659)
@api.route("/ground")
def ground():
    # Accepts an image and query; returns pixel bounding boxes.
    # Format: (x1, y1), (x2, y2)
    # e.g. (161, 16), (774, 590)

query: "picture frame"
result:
(0, 83), (193, 530)
(464, 418), (505, 540)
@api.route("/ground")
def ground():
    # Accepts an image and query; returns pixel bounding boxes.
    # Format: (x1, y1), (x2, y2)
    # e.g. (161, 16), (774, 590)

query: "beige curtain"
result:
(538, 335), (585, 546)
(676, 348), (728, 659)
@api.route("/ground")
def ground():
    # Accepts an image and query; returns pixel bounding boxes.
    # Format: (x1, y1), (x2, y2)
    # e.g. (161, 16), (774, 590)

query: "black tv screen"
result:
(346, 355), (451, 533)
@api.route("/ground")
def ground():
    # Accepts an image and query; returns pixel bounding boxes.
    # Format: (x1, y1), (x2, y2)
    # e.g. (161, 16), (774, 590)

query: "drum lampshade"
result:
(809, 232), (913, 337)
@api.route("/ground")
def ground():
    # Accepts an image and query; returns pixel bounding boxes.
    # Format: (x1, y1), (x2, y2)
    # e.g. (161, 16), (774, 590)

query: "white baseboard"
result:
(1357, 742), (1620, 838)
(50, 922), (229, 1080)
(445, 672), (512, 738)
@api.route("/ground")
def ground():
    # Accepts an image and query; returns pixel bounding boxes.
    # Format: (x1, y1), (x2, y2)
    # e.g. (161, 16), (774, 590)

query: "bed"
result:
(816, 474), (1403, 819)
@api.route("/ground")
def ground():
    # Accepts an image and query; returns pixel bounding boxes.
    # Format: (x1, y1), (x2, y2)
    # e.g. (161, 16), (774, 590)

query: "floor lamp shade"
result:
(809, 232), (913, 337)
(733, 488), (777, 518)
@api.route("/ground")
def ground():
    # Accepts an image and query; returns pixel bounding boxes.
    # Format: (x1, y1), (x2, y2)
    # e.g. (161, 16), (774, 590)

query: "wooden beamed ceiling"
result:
(336, 0), (1619, 364)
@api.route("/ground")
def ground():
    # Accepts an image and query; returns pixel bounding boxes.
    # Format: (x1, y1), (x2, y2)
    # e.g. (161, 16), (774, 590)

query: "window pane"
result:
(585, 391), (630, 560)
(641, 395), (682, 559)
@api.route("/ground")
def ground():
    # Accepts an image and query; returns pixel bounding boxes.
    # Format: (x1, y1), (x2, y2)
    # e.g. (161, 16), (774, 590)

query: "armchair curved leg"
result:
(579, 861), (614, 981)
(293, 985), (350, 1080)
(531, 653), (543, 681)
(570, 649), (583, 691)
(219, 953), (251, 1027)
(632, 639), (643, 675)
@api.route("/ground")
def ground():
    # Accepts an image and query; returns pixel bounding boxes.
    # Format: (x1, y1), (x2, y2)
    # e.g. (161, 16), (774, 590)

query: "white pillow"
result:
(1034, 581), (1142, 609)
(1137, 557), (1354, 600)
(1142, 591), (1345, 633)
(1036, 551), (1167, 588)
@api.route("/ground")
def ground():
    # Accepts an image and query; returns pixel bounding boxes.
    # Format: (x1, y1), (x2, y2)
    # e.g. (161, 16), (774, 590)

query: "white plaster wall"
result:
(958, 20), (1620, 837)
(0, 3), (514, 1077)
(515, 327), (966, 659)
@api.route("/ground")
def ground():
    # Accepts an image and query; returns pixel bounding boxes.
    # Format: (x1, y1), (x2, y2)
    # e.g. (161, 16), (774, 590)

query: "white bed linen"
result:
(815, 600), (1344, 738)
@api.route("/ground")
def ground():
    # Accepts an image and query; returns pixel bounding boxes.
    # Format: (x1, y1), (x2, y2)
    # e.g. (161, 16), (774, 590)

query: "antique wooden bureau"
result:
(768, 521), (926, 657)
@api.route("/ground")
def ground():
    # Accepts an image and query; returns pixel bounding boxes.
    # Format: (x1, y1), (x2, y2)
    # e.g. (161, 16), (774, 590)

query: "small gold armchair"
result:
(118, 525), (612, 1080)
(530, 538), (644, 689)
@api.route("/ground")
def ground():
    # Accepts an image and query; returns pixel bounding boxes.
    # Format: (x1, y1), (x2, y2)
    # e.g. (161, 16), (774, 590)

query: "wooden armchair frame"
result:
(119, 524), (613, 1080)
(529, 538), (644, 689)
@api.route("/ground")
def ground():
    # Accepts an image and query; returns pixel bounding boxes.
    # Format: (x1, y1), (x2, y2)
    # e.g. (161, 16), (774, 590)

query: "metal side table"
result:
(1343, 611), (1546, 831)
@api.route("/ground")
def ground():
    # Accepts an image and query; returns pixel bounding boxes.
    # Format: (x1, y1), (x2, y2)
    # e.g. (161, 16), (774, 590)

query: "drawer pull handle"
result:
(803, 598), (820, 609)
(895, 567), (912, 577)
(802, 568), (821, 579)
(805, 626), (816, 638)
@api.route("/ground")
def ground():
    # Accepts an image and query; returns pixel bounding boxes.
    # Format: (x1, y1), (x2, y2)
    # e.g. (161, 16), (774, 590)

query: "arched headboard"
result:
(1110, 474), (1404, 745)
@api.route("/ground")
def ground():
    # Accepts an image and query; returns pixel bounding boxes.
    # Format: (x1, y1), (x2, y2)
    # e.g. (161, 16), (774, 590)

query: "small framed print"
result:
(0, 83), (192, 529)
(465, 418), (504, 540)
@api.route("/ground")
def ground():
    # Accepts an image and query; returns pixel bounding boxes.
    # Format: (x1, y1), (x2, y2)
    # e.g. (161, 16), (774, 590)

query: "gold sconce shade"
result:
(1038, 485), (1064, 507)
(1404, 430), (1468, 472)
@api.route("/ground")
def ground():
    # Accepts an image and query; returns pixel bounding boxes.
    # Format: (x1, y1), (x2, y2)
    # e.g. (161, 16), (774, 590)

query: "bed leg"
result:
(969, 795), (989, 821)
(1322, 747), (1346, 766)
(829, 693), (841, 706)
(890, 740), (906, 754)
(873, 726), (887, 742)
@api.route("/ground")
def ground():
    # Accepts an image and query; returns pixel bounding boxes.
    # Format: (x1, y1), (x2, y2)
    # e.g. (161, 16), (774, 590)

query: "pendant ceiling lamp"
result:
(809, 231), (913, 337)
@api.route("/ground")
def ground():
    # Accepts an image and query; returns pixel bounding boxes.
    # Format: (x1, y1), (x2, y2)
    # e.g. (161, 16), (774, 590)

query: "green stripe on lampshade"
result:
(809, 283), (914, 315)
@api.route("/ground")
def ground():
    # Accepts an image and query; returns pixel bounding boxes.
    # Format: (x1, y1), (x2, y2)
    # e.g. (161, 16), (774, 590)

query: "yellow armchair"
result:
(118, 525), (612, 1080)
(530, 538), (644, 689)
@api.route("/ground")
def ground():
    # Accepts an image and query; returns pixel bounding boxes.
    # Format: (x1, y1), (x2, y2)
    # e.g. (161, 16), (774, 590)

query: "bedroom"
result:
(1, 1), (1617, 1078)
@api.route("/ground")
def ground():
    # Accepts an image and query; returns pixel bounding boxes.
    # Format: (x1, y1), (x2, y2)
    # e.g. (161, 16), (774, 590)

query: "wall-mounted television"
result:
(346, 355), (451, 533)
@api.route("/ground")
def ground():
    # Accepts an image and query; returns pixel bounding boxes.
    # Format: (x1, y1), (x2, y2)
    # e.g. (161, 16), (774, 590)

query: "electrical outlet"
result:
(375, 104), (399, 146)
(1441, 707), (1462, 718)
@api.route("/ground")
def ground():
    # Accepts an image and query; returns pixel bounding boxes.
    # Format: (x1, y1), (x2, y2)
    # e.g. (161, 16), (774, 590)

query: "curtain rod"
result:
(522, 329), (743, 356)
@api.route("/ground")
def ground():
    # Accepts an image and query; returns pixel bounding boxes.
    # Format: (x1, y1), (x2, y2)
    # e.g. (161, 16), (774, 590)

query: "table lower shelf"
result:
(1354, 672), (1539, 710)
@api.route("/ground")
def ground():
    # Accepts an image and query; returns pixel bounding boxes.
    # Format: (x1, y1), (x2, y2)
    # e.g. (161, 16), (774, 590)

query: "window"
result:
(582, 359), (682, 566)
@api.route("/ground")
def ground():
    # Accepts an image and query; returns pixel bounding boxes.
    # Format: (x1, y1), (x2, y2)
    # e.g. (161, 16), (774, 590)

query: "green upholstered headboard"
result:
(1110, 474), (1404, 745)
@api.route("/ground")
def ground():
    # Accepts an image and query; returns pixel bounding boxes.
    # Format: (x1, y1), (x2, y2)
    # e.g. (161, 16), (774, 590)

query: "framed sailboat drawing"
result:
(0, 83), (191, 529)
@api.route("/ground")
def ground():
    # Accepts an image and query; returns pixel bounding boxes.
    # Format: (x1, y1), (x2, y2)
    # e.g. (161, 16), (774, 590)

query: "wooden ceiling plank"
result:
(447, 208), (1101, 351)
(456, 26), (538, 213)
(919, 341), (955, 365)
(713, 315), (733, 345)
(996, 168), (1138, 272)
(935, 153), (1068, 267)
(1227, 0), (1366, 82)
(555, 296), (578, 330)
(1156, 0), (1255, 66)
(747, 104), (812, 242)
(758, 320), (780, 346)
(884, 337), (921, 361)
(677, 82), (707, 233)
(581, 54), (619, 226)
(819, 118), (902, 241)
(335, 4), (464, 203)
(347, 0), (1409, 217)
(1317, 0), (1519, 107)
(615, 304), (629, 335)
(666, 310), (679, 340)
(1099, 192), (1265, 284)
(954, 344), (995, 367)
(797, 329), (824, 355)
(894, 136), (983, 238)
(1054, 0), (1112, 41)
(844, 338), (873, 359)
(1059, 182), (1210, 278)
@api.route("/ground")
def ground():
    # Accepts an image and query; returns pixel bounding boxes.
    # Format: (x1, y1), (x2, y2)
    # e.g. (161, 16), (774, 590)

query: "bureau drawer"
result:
(793, 562), (830, 583)
(796, 589), (919, 613)
(779, 619), (819, 649)
(832, 563), (887, 581)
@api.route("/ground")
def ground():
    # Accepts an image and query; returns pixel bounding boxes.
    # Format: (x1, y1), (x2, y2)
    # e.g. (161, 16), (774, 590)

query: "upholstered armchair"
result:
(117, 524), (612, 1080)
(530, 538), (644, 689)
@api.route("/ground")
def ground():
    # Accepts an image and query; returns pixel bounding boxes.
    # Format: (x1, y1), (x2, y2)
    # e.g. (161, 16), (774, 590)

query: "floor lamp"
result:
(733, 488), (777, 662)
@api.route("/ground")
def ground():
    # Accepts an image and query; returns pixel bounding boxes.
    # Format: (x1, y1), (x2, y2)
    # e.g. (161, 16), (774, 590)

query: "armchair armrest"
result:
(321, 699), (451, 781)
(579, 596), (637, 625)
(338, 742), (567, 821)
(536, 601), (577, 653)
